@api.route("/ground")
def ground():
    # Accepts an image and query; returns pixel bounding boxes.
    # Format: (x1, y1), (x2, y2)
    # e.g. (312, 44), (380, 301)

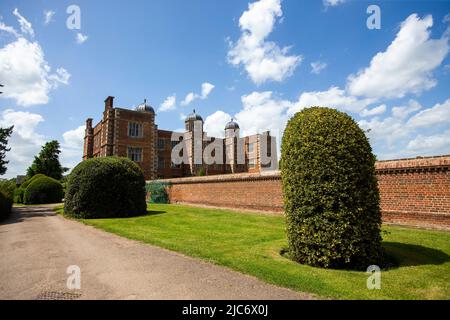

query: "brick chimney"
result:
(104, 96), (114, 111)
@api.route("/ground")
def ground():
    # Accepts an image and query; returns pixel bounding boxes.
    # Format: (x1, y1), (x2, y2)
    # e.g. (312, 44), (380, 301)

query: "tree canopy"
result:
(0, 126), (13, 176)
(27, 140), (68, 180)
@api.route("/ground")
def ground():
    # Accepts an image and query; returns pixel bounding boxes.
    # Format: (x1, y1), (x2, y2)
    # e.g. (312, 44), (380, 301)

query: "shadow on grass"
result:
(279, 242), (450, 271)
(383, 242), (450, 268)
(143, 210), (166, 216)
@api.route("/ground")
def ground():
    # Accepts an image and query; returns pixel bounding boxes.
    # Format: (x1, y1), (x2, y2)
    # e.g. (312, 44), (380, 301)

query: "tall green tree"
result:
(0, 126), (13, 176)
(27, 140), (68, 180)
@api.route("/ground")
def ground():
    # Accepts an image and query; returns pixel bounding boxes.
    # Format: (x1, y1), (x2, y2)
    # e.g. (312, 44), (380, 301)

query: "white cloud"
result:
(159, 94), (177, 112)
(391, 100), (422, 119)
(13, 8), (34, 37)
(227, 0), (301, 85)
(0, 37), (71, 106)
(310, 61), (327, 74)
(347, 14), (449, 99)
(358, 99), (450, 159)
(236, 91), (292, 142)
(201, 82), (215, 99)
(181, 82), (215, 106)
(0, 109), (45, 178)
(76, 33), (88, 44)
(60, 125), (85, 171)
(360, 104), (387, 117)
(324, 0), (346, 7)
(181, 92), (196, 106)
(0, 22), (21, 38)
(44, 10), (55, 25)
(204, 110), (232, 138)
(407, 129), (450, 154)
(407, 99), (450, 128)
(289, 86), (375, 116)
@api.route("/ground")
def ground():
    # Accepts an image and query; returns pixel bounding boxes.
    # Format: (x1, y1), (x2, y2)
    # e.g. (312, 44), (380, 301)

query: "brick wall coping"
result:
(375, 155), (450, 173)
(153, 170), (282, 184)
(150, 155), (450, 184)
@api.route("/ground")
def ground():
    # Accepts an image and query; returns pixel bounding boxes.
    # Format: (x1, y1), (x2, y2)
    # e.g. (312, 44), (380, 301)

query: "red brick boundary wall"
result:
(156, 156), (450, 230)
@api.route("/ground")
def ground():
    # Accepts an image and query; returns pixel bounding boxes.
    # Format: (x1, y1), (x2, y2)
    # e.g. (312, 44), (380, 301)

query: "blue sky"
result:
(0, 0), (449, 178)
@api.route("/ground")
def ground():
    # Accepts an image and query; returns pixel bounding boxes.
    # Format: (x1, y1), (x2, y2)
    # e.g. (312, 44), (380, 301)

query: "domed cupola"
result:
(135, 99), (155, 113)
(225, 118), (239, 130)
(185, 109), (203, 122)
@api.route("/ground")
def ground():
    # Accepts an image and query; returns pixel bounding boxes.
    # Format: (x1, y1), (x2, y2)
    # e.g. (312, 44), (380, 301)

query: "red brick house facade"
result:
(83, 96), (278, 180)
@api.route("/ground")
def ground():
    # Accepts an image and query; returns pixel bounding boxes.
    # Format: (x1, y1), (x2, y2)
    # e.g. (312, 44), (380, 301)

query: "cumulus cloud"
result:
(76, 33), (88, 44)
(0, 37), (71, 106)
(347, 14), (449, 99)
(310, 61), (327, 74)
(289, 86), (375, 116)
(12, 8), (34, 37)
(358, 99), (450, 159)
(227, 0), (301, 85)
(201, 82), (215, 99)
(391, 100), (422, 119)
(44, 10), (55, 25)
(159, 94), (177, 112)
(204, 110), (232, 138)
(407, 129), (450, 154)
(60, 125), (85, 171)
(181, 82), (215, 106)
(407, 99), (450, 128)
(360, 104), (387, 117)
(0, 109), (45, 178)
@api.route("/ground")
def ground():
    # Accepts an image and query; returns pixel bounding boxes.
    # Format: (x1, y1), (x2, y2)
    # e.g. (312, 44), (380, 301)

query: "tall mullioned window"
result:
(248, 143), (255, 153)
(128, 122), (143, 137)
(128, 147), (142, 162)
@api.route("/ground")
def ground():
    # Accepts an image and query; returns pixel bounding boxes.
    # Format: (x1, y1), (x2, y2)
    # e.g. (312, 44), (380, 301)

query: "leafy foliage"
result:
(0, 126), (13, 176)
(23, 175), (63, 204)
(281, 107), (383, 270)
(64, 157), (147, 218)
(13, 174), (46, 203)
(146, 182), (170, 203)
(0, 178), (16, 199)
(27, 140), (68, 180)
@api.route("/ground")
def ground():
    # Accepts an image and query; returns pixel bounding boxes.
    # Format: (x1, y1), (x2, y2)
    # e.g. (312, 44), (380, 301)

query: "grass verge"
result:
(54, 204), (450, 299)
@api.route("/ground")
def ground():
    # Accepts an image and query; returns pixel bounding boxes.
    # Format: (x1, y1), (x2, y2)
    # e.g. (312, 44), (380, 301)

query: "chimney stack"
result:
(104, 96), (114, 110)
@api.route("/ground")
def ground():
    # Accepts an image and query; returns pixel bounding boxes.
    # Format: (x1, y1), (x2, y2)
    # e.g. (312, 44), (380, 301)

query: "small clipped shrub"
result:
(23, 175), (63, 204)
(0, 190), (13, 220)
(64, 157), (147, 218)
(14, 174), (46, 204)
(281, 107), (383, 270)
(146, 182), (170, 203)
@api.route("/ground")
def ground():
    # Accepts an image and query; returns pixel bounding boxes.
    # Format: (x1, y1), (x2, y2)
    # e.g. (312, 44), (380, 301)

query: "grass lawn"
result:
(55, 204), (450, 299)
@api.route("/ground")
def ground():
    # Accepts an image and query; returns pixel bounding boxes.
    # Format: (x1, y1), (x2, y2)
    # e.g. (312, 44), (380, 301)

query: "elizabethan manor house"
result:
(83, 96), (278, 180)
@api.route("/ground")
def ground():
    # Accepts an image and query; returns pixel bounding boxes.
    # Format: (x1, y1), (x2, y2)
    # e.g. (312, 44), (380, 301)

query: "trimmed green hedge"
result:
(0, 190), (13, 220)
(281, 107), (383, 270)
(64, 157), (147, 218)
(23, 175), (63, 204)
(14, 174), (46, 204)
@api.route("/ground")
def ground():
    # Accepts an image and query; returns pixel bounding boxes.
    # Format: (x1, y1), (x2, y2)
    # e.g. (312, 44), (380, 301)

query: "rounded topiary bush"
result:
(23, 175), (64, 204)
(64, 157), (147, 218)
(0, 190), (13, 220)
(14, 174), (46, 204)
(281, 107), (383, 270)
